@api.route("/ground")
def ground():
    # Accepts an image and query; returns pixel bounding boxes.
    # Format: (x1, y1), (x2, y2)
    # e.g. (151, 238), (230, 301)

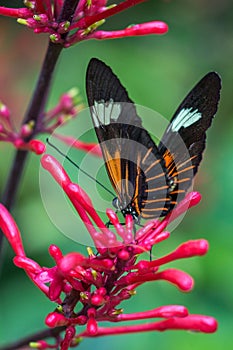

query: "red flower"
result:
(0, 89), (98, 155)
(0, 101), (45, 154)
(0, 153), (218, 349)
(0, 0), (168, 47)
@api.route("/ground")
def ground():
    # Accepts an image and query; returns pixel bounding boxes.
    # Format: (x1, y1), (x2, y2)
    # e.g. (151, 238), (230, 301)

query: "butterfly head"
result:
(112, 197), (140, 223)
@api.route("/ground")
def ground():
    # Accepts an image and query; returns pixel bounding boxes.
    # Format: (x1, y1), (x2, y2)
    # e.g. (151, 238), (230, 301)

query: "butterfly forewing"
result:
(86, 58), (170, 219)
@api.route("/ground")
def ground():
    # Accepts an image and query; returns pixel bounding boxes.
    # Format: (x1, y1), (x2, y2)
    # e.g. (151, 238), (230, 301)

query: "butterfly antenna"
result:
(46, 138), (116, 198)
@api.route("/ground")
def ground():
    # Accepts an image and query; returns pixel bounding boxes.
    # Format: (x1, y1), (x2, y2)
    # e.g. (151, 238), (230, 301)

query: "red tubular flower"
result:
(0, 204), (25, 256)
(90, 21), (168, 40)
(0, 153), (218, 348)
(53, 134), (102, 157)
(79, 315), (217, 337)
(0, 0), (168, 47)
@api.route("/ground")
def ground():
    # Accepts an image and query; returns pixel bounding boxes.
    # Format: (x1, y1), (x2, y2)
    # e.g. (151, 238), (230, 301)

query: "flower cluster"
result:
(0, 101), (45, 154)
(41, 88), (83, 133)
(0, 153), (217, 349)
(0, 88), (89, 154)
(0, 0), (168, 47)
(42, 89), (102, 156)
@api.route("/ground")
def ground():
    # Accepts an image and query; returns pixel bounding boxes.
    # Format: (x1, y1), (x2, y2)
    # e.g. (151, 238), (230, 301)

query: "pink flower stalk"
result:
(53, 134), (102, 157)
(0, 153), (218, 349)
(0, 0), (168, 47)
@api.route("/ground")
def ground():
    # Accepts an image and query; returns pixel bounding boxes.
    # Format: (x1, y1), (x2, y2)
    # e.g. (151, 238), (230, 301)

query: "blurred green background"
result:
(0, 0), (233, 349)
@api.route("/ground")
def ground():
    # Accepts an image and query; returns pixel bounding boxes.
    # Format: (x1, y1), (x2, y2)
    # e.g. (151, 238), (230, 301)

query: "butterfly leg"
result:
(105, 220), (110, 228)
(149, 247), (153, 261)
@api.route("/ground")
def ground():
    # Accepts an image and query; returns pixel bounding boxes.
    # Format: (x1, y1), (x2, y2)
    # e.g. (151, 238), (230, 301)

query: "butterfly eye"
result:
(112, 197), (120, 210)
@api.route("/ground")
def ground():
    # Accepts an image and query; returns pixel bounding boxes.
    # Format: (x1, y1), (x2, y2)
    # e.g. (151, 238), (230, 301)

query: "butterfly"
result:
(86, 58), (221, 223)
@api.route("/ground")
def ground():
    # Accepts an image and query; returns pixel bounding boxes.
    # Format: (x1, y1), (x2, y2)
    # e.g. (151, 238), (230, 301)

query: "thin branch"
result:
(0, 326), (66, 350)
(0, 0), (80, 251)
(0, 40), (62, 252)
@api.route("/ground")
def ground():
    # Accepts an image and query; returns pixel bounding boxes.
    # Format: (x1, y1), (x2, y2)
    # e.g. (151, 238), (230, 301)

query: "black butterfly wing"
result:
(159, 72), (221, 208)
(86, 58), (170, 218)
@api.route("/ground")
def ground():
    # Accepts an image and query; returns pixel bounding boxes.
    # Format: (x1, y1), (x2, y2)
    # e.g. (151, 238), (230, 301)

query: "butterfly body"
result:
(86, 58), (221, 221)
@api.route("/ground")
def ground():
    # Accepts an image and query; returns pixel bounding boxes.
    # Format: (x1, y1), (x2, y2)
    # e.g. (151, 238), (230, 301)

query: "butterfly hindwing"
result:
(158, 72), (221, 207)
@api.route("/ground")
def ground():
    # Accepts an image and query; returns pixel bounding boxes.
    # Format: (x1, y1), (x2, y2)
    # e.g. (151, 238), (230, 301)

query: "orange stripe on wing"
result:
(104, 148), (122, 197)
(141, 212), (157, 218)
(172, 165), (195, 177)
(175, 178), (191, 184)
(145, 172), (165, 182)
(131, 162), (143, 217)
(145, 185), (168, 193)
(169, 189), (186, 195)
(142, 207), (169, 212)
(142, 147), (153, 164)
(144, 159), (161, 174)
(142, 198), (170, 204)
(176, 155), (197, 170)
(163, 150), (174, 168)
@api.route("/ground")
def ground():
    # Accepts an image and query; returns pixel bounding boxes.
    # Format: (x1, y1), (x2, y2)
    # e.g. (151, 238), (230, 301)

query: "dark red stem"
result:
(0, 42), (62, 255)
(0, 326), (66, 350)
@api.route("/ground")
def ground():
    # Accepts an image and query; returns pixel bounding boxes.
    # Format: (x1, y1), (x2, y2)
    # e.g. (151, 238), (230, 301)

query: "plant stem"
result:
(0, 0), (81, 251)
(0, 326), (66, 350)
(3, 41), (62, 203)
(0, 41), (62, 252)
